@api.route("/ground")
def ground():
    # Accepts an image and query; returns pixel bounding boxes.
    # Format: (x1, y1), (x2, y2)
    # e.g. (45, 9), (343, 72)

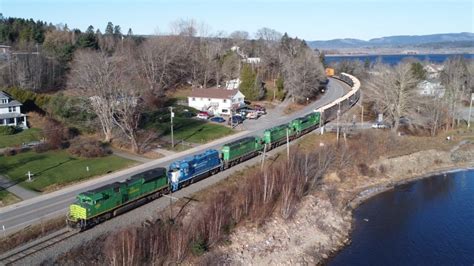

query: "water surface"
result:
(330, 170), (474, 266)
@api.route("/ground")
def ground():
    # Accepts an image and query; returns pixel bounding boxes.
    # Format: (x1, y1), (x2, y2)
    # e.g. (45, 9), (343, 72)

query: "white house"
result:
(417, 81), (445, 97)
(0, 91), (27, 128)
(225, 78), (241, 90)
(188, 88), (245, 116)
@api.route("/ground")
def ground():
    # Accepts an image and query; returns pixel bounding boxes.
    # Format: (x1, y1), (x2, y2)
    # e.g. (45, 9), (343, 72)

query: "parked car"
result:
(197, 112), (210, 120)
(371, 123), (389, 129)
(252, 104), (266, 115)
(246, 112), (259, 119)
(228, 115), (244, 126)
(210, 116), (226, 123)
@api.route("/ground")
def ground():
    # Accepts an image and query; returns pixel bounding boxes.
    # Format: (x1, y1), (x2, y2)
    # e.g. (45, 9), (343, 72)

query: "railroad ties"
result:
(0, 228), (78, 265)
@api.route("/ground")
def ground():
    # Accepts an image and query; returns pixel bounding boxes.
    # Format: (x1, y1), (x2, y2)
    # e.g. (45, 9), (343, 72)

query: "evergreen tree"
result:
(105, 22), (114, 35)
(239, 64), (264, 101)
(86, 25), (94, 34)
(411, 62), (427, 81)
(113, 25), (121, 36)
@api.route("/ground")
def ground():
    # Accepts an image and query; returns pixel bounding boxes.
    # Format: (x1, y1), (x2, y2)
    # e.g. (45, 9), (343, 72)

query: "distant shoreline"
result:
(325, 52), (474, 57)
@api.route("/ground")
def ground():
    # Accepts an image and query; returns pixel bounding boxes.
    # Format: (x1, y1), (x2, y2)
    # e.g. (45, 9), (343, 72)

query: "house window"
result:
(8, 106), (16, 112)
(192, 97), (196, 101)
(222, 109), (228, 113)
(208, 98), (211, 101)
(223, 99), (227, 103)
(0, 99), (7, 104)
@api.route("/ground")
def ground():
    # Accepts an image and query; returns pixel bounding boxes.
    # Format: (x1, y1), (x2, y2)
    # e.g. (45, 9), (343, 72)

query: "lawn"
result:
(147, 117), (235, 144)
(0, 128), (42, 148)
(0, 190), (20, 207)
(0, 150), (136, 192)
(171, 118), (235, 144)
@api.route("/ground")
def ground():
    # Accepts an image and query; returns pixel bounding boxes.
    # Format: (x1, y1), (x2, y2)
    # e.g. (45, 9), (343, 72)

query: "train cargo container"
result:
(168, 149), (221, 191)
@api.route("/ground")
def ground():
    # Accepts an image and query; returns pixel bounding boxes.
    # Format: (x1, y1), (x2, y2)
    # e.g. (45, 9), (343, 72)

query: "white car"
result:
(246, 112), (259, 119)
(196, 113), (210, 120)
(371, 123), (388, 129)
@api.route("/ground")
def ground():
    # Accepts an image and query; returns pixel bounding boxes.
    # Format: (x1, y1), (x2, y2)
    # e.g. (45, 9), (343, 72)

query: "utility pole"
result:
(261, 144), (267, 170)
(336, 107), (341, 143)
(170, 107), (174, 148)
(320, 111), (324, 135)
(286, 128), (290, 159)
(468, 93), (473, 129)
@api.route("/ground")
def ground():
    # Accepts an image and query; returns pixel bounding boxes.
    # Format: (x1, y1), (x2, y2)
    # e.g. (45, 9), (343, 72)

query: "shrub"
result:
(34, 143), (52, 153)
(68, 138), (109, 158)
(0, 126), (18, 136)
(191, 237), (208, 256)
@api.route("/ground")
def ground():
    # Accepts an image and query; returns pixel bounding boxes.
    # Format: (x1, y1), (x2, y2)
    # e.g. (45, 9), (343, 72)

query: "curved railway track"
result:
(0, 228), (78, 265)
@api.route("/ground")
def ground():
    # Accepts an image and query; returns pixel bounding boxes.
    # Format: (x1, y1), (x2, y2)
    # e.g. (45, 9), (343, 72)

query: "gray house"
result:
(0, 91), (27, 128)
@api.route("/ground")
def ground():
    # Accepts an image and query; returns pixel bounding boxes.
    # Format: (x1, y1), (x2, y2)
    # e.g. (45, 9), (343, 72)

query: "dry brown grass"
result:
(0, 215), (66, 254)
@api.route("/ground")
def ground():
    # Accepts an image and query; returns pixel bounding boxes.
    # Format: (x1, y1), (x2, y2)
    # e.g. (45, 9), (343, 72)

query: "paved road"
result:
(0, 78), (349, 235)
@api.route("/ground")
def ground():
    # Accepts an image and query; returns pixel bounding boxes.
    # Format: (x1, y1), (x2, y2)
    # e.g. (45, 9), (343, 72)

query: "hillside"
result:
(309, 32), (474, 49)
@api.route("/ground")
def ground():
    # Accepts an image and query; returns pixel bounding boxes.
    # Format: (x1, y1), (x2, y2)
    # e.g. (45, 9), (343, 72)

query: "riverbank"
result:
(210, 133), (474, 265)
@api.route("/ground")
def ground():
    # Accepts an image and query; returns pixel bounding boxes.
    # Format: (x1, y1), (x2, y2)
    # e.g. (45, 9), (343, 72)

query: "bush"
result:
(34, 143), (52, 153)
(68, 138), (109, 158)
(0, 126), (19, 136)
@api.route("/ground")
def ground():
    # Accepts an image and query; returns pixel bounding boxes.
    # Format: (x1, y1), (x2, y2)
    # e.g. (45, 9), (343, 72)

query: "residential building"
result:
(0, 91), (28, 128)
(417, 80), (445, 97)
(188, 88), (245, 116)
(225, 78), (241, 90)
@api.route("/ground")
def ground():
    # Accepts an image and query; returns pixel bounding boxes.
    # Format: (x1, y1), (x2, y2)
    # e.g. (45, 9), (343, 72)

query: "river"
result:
(329, 169), (474, 266)
(325, 54), (473, 65)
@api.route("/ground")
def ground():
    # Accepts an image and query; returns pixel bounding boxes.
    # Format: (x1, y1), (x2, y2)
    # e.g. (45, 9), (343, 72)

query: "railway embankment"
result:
(211, 132), (474, 265)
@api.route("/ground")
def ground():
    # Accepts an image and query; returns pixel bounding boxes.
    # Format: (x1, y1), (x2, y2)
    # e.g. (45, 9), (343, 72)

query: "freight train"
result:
(67, 74), (359, 230)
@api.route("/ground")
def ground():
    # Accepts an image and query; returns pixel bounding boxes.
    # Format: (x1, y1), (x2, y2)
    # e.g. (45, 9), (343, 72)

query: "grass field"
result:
(149, 117), (235, 144)
(0, 190), (20, 207)
(0, 150), (136, 192)
(0, 128), (42, 148)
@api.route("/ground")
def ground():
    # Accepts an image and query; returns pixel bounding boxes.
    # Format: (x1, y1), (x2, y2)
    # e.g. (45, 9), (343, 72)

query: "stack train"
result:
(67, 74), (359, 230)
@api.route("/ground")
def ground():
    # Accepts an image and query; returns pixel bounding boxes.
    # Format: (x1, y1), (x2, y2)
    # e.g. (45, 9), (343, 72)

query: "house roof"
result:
(189, 88), (241, 99)
(0, 90), (22, 108)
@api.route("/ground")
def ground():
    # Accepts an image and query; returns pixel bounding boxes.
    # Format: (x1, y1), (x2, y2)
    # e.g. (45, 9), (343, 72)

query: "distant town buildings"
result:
(0, 91), (28, 128)
(188, 88), (245, 116)
(230, 45), (261, 65)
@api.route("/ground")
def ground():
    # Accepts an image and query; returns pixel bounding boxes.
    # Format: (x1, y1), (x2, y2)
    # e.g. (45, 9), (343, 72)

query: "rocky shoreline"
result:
(212, 141), (474, 265)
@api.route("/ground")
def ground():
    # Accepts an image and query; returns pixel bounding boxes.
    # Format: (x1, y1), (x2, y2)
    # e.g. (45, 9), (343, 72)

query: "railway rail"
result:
(0, 228), (78, 265)
(0, 73), (360, 264)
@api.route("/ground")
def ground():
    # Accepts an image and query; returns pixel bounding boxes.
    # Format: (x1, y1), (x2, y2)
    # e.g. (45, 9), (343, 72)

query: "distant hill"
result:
(308, 32), (474, 49)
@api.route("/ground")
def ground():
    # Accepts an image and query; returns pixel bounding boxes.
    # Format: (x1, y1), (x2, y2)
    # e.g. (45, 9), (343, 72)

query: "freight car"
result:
(67, 168), (168, 230)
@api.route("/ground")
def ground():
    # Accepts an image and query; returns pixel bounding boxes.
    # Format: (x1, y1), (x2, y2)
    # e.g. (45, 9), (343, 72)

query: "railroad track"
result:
(0, 228), (78, 265)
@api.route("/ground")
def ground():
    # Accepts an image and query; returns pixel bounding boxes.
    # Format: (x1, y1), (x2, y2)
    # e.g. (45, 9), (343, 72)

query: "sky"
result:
(1, 0), (473, 40)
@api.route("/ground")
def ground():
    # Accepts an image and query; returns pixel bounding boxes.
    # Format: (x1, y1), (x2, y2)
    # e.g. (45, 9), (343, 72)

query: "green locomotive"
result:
(221, 136), (263, 169)
(67, 168), (168, 230)
(290, 112), (320, 135)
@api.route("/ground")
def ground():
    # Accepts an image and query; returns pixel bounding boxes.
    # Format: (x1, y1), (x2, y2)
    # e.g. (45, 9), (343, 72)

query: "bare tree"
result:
(69, 50), (117, 142)
(440, 57), (470, 129)
(282, 48), (325, 103)
(365, 62), (420, 132)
